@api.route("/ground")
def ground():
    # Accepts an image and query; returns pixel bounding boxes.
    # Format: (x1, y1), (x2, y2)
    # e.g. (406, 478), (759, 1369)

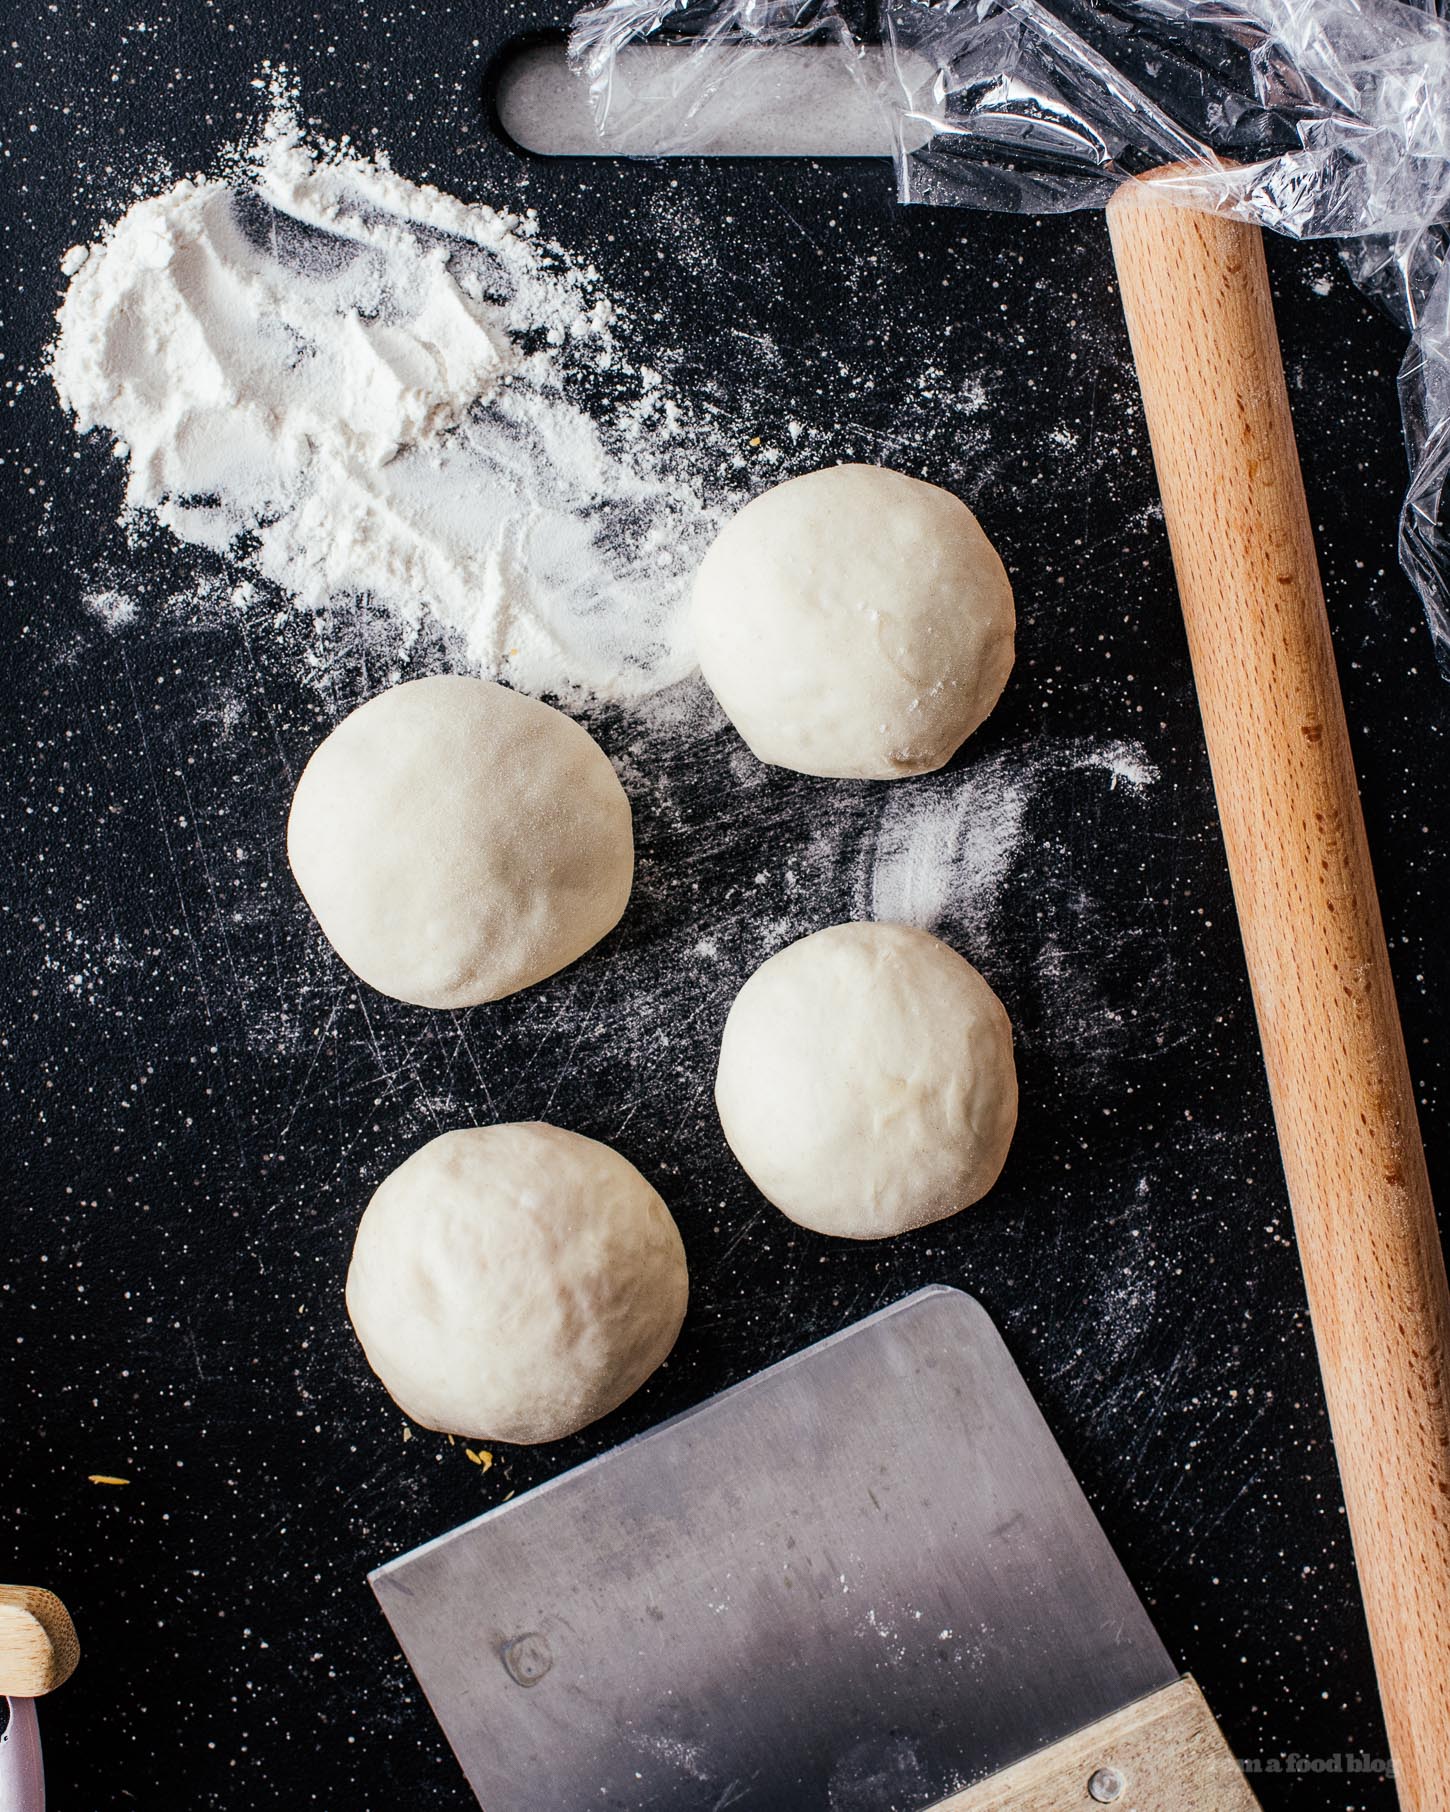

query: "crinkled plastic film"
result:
(570, 0), (1450, 666)
(1401, 253), (1450, 649)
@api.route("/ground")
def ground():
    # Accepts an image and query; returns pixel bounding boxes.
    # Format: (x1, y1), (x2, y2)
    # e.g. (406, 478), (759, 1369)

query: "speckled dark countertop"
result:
(2, 3), (1446, 1808)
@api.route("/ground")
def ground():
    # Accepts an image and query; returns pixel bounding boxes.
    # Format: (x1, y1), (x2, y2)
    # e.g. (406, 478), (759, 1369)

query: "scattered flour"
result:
(83, 587), (140, 631)
(50, 90), (723, 701)
(869, 753), (1036, 939)
(1078, 740), (1160, 792)
(866, 738), (1159, 938)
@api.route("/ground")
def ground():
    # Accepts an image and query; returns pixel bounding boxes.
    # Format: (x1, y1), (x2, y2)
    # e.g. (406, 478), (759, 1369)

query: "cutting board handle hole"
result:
(488, 35), (901, 160)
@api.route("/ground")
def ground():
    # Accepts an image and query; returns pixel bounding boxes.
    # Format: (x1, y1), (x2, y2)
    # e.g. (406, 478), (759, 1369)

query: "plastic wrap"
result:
(570, 0), (1450, 662)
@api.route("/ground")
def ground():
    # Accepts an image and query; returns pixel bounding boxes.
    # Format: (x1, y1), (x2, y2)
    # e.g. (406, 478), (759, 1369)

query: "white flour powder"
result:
(50, 96), (721, 700)
(869, 753), (1035, 939)
(868, 741), (1160, 938)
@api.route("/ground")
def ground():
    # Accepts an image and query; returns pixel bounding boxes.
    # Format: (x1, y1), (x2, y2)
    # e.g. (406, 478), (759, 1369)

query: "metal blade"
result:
(371, 1286), (1176, 1811)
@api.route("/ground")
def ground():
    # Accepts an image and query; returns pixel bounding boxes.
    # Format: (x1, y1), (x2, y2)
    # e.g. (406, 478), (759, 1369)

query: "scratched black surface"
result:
(2, 2), (1447, 1809)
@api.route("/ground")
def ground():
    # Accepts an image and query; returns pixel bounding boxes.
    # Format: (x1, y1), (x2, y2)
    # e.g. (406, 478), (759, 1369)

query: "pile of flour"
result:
(51, 96), (722, 700)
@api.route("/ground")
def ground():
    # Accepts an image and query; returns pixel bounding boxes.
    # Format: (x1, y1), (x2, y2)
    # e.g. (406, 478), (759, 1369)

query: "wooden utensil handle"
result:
(1106, 172), (1450, 1810)
(926, 1678), (1259, 1810)
(0, 1587), (78, 1699)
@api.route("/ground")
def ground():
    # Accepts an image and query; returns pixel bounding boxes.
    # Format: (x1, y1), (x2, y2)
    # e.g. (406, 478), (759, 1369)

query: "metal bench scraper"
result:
(370, 1286), (1258, 1809)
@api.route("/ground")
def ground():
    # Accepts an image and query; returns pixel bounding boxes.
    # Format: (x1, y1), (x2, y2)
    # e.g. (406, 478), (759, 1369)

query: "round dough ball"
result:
(287, 675), (633, 1008)
(715, 922), (1017, 1239)
(692, 464), (1014, 781)
(346, 1123), (689, 1443)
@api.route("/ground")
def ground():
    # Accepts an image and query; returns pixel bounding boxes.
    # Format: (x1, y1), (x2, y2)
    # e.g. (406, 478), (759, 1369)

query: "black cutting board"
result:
(1, 3), (1443, 1807)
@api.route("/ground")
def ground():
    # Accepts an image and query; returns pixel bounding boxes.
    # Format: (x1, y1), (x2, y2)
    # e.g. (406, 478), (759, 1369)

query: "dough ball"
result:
(692, 464), (1014, 780)
(287, 675), (633, 1008)
(715, 922), (1017, 1239)
(346, 1123), (689, 1443)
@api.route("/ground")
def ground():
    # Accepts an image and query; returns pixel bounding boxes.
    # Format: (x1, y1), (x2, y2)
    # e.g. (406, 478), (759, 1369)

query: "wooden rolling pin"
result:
(1107, 172), (1450, 1812)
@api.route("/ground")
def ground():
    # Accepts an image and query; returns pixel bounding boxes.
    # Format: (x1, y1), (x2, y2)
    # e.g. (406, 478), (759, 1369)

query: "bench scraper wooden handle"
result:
(1106, 170), (1450, 1812)
(926, 1678), (1258, 1809)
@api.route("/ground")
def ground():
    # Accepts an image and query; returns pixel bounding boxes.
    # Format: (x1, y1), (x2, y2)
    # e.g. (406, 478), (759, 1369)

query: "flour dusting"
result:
(1078, 740), (1160, 792)
(49, 87), (722, 701)
(866, 737), (1160, 935)
(83, 587), (140, 631)
(869, 753), (1036, 939)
